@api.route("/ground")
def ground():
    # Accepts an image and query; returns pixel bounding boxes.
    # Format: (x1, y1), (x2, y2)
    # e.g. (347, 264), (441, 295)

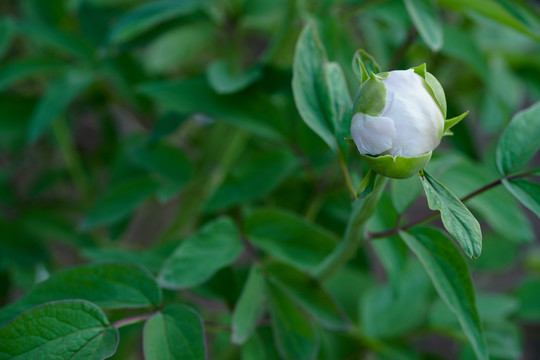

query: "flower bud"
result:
(351, 65), (446, 178)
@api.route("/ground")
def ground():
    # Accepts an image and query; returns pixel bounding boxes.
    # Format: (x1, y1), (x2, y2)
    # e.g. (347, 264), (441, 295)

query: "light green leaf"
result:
(266, 263), (348, 330)
(143, 305), (206, 360)
(109, 0), (207, 44)
(27, 70), (93, 143)
(206, 60), (263, 94)
(400, 228), (487, 360)
(0, 263), (162, 326)
(412, 64), (447, 117)
(502, 178), (540, 218)
(496, 102), (540, 175)
(0, 300), (118, 360)
(404, 0), (443, 51)
(267, 283), (318, 360)
(205, 150), (298, 212)
(81, 176), (159, 229)
(352, 49), (381, 84)
(444, 110), (469, 135)
(245, 209), (337, 273)
(353, 72), (386, 116)
(231, 265), (267, 344)
(159, 217), (242, 289)
(292, 21), (336, 152)
(420, 170), (482, 258)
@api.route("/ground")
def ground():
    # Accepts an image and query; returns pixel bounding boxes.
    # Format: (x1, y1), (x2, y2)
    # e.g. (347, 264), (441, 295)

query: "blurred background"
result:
(1, 0), (540, 359)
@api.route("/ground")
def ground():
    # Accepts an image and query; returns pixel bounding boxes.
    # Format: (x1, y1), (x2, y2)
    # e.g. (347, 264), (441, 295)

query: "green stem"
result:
(315, 175), (388, 280)
(111, 313), (154, 328)
(338, 149), (357, 199)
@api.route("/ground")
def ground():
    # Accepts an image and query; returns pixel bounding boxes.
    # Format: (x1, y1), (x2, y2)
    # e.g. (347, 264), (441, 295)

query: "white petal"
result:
(351, 113), (396, 155)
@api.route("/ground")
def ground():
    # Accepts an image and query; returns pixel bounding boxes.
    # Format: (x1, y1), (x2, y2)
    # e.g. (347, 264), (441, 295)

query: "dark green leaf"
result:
(400, 227), (487, 360)
(159, 217), (242, 289)
(420, 170), (482, 258)
(27, 70), (93, 143)
(496, 102), (540, 175)
(0, 263), (162, 326)
(502, 178), (540, 218)
(516, 276), (540, 321)
(404, 0), (443, 51)
(0, 58), (65, 91)
(205, 150), (298, 212)
(267, 283), (318, 360)
(143, 304), (206, 360)
(266, 262), (348, 330)
(81, 176), (158, 229)
(109, 0), (207, 44)
(0, 18), (14, 59)
(245, 209), (337, 272)
(324, 62), (352, 152)
(231, 265), (266, 344)
(0, 300), (118, 360)
(352, 49), (381, 84)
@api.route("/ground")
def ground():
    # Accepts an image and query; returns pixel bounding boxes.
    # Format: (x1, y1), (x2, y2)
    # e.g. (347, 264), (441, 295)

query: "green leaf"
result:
(138, 77), (285, 140)
(516, 276), (540, 321)
(81, 176), (158, 229)
(0, 58), (65, 91)
(436, 0), (540, 41)
(0, 300), (118, 360)
(496, 102), (540, 175)
(420, 170), (482, 258)
(502, 178), (540, 218)
(0, 18), (14, 59)
(400, 227), (487, 360)
(109, 0), (207, 44)
(205, 150), (298, 212)
(412, 64), (447, 117)
(324, 62), (352, 152)
(404, 0), (443, 51)
(206, 60), (263, 94)
(352, 49), (381, 84)
(143, 304), (206, 360)
(27, 70), (93, 143)
(443, 110), (469, 135)
(267, 283), (318, 360)
(0, 263), (162, 326)
(159, 217), (242, 289)
(266, 262), (348, 330)
(292, 21), (336, 152)
(231, 265), (267, 344)
(245, 209), (337, 272)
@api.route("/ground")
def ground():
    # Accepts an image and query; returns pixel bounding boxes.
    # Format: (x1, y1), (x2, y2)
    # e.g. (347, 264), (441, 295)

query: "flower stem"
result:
(111, 313), (154, 329)
(315, 175), (388, 280)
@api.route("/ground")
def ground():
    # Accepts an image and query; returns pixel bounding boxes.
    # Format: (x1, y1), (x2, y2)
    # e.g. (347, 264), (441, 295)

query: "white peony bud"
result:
(350, 64), (461, 178)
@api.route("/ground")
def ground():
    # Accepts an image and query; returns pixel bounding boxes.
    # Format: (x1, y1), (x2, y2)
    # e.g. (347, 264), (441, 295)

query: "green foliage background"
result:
(0, 0), (540, 359)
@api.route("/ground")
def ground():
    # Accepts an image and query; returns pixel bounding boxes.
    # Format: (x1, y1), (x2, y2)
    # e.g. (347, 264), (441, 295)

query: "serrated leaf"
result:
(404, 0), (443, 51)
(81, 176), (159, 229)
(502, 178), (540, 218)
(0, 300), (118, 360)
(420, 170), (482, 258)
(231, 265), (266, 344)
(27, 70), (93, 143)
(245, 209), (337, 272)
(143, 304), (206, 360)
(496, 102), (540, 175)
(159, 217), (242, 289)
(267, 283), (318, 360)
(109, 0), (207, 44)
(292, 21), (337, 152)
(266, 263), (348, 330)
(0, 263), (162, 326)
(400, 228), (487, 360)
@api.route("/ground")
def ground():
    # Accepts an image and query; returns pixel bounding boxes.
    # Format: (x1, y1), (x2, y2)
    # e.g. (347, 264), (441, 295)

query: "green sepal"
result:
(412, 63), (447, 118)
(353, 72), (386, 116)
(443, 110), (469, 136)
(361, 152), (432, 179)
(352, 49), (381, 84)
(356, 169), (377, 198)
